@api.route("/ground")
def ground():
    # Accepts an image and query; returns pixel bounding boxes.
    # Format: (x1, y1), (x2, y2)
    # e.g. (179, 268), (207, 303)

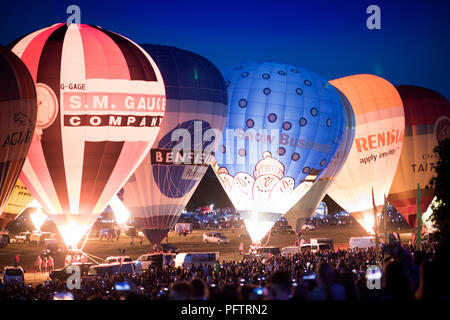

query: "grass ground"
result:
(1, 223), (413, 285)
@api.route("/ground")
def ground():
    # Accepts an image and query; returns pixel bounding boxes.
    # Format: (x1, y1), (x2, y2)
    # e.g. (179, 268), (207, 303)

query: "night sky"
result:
(1, 0), (449, 210)
(1, 0), (449, 99)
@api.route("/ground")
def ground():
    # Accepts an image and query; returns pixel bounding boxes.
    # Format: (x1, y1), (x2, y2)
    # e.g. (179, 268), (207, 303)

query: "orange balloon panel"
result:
(388, 85), (450, 227)
(327, 74), (404, 233)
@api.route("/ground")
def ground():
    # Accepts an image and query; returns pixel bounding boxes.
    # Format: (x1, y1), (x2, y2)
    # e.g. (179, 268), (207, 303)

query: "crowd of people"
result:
(33, 255), (55, 273)
(0, 233), (449, 300)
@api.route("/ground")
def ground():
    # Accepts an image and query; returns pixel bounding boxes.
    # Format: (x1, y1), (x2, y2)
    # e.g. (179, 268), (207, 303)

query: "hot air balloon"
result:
(9, 24), (166, 249)
(327, 74), (405, 234)
(284, 88), (355, 230)
(388, 86), (450, 227)
(1, 179), (34, 227)
(212, 61), (347, 243)
(122, 45), (227, 244)
(0, 46), (37, 228)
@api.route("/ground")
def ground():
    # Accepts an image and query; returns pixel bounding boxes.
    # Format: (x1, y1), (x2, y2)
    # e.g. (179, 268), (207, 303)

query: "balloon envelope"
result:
(284, 87), (355, 230)
(0, 46), (37, 228)
(212, 61), (347, 242)
(122, 45), (227, 244)
(1, 179), (34, 226)
(10, 24), (166, 247)
(327, 74), (405, 233)
(388, 85), (450, 227)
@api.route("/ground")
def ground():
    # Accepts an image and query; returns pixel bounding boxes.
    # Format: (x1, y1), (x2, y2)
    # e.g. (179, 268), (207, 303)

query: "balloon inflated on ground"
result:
(9, 23), (166, 249)
(212, 61), (347, 243)
(327, 74), (405, 233)
(122, 45), (228, 244)
(388, 85), (450, 227)
(0, 46), (37, 228)
(284, 87), (355, 230)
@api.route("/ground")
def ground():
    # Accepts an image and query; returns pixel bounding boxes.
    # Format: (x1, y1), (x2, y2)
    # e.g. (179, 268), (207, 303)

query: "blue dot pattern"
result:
(216, 60), (346, 188)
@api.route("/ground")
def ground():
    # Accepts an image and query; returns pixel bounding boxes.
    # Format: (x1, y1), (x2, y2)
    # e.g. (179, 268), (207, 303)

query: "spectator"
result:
(265, 270), (291, 300)
(191, 279), (209, 300)
(311, 263), (346, 300)
(381, 259), (413, 300)
(41, 257), (47, 274)
(169, 281), (193, 300)
(35, 255), (42, 273)
(48, 256), (54, 272)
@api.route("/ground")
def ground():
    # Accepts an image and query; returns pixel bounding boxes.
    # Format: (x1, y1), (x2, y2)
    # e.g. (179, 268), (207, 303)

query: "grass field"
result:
(0, 223), (413, 285)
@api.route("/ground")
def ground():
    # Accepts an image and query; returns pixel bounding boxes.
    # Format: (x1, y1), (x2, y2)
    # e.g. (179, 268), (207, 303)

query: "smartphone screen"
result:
(114, 282), (130, 291)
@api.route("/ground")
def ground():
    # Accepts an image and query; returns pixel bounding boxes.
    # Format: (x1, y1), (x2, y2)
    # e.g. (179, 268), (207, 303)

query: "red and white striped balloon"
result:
(10, 23), (166, 247)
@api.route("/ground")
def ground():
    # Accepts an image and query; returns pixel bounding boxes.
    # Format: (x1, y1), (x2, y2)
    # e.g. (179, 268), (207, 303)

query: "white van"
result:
(175, 252), (219, 268)
(300, 243), (331, 253)
(105, 256), (133, 264)
(137, 253), (175, 270)
(349, 237), (376, 249)
(281, 246), (302, 256)
(87, 261), (143, 277)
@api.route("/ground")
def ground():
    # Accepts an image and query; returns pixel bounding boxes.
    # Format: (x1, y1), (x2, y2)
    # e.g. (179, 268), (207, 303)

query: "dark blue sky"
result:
(1, 0), (449, 99)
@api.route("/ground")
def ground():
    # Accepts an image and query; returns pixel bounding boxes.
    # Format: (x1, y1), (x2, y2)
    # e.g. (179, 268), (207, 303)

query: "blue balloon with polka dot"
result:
(212, 61), (347, 242)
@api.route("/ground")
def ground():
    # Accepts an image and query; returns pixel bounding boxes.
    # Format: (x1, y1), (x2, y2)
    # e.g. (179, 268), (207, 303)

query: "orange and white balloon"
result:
(327, 74), (405, 233)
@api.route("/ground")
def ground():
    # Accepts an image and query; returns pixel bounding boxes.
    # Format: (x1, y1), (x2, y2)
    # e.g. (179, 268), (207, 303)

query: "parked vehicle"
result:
(175, 252), (219, 268)
(175, 223), (193, 234)
(87, 261), (143, 277)
(300, 223), (316, 231)
(300, 242), (332, 253)
(202, 232), (229, 244)
(50, 262), (93, 282)
(126, 226), (137, 237)
(243, 246), (281, 259)
(2, 266), (25, 286)
(137, 253), (175, 270)
(104, 256), (133, 264)
(160, 243), (179, 254)
(281, 246), (301, 256)
(30, 231), (53, 244)
(11, 231), (31, 243)
(311, 238), (334, 251)
(0, 230), (10, 244)
(349, 237), (376, 249)
(0, 235), (8, 248)
(271, 225), (296, 235)
(43, 239), (62, 256)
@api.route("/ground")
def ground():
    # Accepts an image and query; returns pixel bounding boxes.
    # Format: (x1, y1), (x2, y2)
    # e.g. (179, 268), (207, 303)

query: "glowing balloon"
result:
(0, 46), (37, 228)
(109, 195), (130, 226)
(30, 208), (47, 231)
(122, 45), (227, 244)
(388, 86), (450, 227)
(10, 24), (166, 248)
(327, 74), (405, 233)
(284, 88), (355, 229)
(212, 61), (347, 243)
(1, 179), (34, 227)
